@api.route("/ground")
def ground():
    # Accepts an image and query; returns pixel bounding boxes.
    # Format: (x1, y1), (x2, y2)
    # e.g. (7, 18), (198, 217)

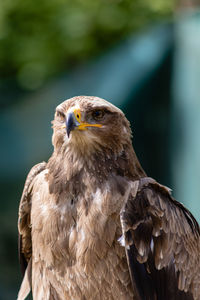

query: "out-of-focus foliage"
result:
(0, 0), (174, 90)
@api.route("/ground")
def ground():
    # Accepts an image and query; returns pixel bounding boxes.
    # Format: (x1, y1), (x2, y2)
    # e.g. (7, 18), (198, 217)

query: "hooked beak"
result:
(65, 109), (102, 137)
(66, 112), (80, 138)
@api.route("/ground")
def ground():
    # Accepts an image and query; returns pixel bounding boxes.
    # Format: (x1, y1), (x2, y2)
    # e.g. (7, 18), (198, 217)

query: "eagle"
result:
(18, 96), (200, 300)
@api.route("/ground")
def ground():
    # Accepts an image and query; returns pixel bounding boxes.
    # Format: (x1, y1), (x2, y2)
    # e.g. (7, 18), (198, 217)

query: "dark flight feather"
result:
(121, 177), (200, 300)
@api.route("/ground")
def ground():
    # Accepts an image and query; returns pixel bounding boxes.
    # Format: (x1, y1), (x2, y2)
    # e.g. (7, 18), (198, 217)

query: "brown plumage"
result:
(18, 96), (200, 300)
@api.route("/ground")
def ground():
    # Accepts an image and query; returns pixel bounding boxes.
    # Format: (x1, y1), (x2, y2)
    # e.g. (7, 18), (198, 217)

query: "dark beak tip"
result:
(66, 112), (76, 137)
(67, 129), (70, 138)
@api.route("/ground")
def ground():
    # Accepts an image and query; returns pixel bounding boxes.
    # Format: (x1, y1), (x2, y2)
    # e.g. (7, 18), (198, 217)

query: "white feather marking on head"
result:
(67, 104), (80, 114)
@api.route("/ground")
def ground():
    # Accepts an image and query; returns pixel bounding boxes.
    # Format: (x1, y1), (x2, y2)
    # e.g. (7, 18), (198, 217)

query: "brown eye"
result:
(92, 110), (104, 119)
(56, 111), (65, 120)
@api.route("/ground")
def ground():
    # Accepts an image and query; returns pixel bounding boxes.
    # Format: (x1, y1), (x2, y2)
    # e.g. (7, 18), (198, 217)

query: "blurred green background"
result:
(1, 1), (200, 299)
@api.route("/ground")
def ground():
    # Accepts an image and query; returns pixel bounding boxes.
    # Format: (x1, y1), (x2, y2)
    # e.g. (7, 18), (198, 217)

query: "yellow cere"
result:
(73, 109), (102, 130)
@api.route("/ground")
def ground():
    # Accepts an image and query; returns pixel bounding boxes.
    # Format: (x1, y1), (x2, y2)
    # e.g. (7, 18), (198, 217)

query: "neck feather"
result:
(46, 141), (145, 196)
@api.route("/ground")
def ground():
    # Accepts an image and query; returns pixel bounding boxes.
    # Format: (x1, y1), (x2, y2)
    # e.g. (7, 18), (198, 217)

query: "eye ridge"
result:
(56, 111), (65, 119)
(92, 110), (104, 119)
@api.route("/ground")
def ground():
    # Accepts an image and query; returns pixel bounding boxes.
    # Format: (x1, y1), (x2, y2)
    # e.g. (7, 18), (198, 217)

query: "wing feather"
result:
(120, 177), (200, 300)
(18, 162), (46, 275)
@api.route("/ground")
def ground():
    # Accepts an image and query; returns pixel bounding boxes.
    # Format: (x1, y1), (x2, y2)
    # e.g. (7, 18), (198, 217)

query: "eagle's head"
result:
(52, 96), (132, 157)
(49, 96), (145, 184)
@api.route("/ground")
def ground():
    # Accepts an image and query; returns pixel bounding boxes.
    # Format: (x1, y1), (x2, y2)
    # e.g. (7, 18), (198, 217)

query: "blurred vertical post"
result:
(172, 7), (200, 221)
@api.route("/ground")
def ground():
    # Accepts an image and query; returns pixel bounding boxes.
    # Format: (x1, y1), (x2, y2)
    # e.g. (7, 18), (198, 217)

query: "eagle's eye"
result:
(92, 110), (104, 120)
(56, 111), (65, 121)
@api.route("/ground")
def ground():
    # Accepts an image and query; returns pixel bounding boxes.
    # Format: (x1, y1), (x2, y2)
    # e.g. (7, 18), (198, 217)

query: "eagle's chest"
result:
(31, 180), (134, 299)
(32, 184), (124, 261)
